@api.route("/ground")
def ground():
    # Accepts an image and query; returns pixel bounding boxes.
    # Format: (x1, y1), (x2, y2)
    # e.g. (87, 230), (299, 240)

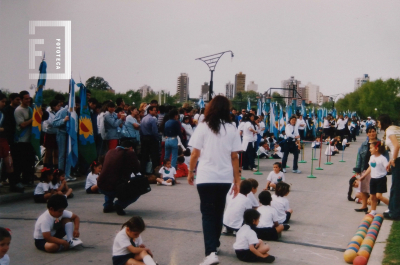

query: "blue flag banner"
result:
(31, 59), (47, 157)
(198, 98), (205, 109)
(66, 79), (79, 168)
(247, 98), (251, 112)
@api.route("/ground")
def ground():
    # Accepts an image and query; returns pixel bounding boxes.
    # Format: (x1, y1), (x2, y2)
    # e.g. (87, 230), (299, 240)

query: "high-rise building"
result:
(138, 85), (153, 98)
(247, 81), (258, 92)
(201, 82), (209, 97)
(282, 76), (302, 106)
(354, 74), (370, 91)
(177, 73), (189, 103)
(305, 82), (320, 104)
(225, 82), (235, 99)
(235, 72), (246, 94)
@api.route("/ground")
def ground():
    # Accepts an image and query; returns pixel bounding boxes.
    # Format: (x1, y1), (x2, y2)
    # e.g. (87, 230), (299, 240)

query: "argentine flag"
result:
(66, 79), (79, 168)
(198, 98), (205, 109)
(247, 98), (251, 112)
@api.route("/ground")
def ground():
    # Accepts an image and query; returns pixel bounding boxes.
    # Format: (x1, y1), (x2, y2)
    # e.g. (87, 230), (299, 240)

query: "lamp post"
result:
(196, 51), (234, 102)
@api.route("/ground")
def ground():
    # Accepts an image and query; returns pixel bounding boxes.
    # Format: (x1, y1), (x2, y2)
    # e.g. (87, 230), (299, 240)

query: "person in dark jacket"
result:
(97, 140), (142, 216)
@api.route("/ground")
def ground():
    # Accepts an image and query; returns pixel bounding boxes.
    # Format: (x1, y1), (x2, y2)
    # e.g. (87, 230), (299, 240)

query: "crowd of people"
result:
(1, 90), (400, 265)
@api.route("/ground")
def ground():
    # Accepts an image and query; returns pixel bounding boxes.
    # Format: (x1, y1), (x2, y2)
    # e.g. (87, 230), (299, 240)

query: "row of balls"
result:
(357, 214), (383, 262)
(344, 214), (383, 264)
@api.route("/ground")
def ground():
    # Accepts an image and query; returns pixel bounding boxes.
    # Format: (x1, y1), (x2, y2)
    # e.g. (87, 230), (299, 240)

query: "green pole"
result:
(307, 148), (316, 178)
(254, 154), (263, 175)
(299, 141), (307, 163)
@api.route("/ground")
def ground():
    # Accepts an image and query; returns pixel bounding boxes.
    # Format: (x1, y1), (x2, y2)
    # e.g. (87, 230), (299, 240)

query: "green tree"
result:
(321, 101), (334, 110)
(85, 76), (112, 91)
(272, 92), (286, 107)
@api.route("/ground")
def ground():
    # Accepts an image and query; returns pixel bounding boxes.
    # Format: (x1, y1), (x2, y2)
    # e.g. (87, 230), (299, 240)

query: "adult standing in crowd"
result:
(52, 96), (81, 182)
(336, 115), (347, 140)
(42, 99), (61, 170)
(104, 102), (125, 150)
(282, 115), (301, 174)
(378, 114), (400, 220)
(13, 91), (37, 186)
(241, 113), (257, 171)
(1, 93), (22, 192)
(97, 140), (142, 215)
(122, 106), (140, 153)
(296, 114), (306, 140)
(140, 105), (159, 174)
(188, 95), (242, 265)
(163, 109), (183, 168)
(323, 116), (330, 139)
(352, 126), (383, 212)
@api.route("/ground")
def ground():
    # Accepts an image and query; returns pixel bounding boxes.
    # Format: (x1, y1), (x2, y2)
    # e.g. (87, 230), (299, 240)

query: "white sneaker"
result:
(66, 176), (77, 182)
(69, 238), (83, 248)
(200, 252), (219, 265)
(282, 169), (287, 173)
(292, 170), (302, 174)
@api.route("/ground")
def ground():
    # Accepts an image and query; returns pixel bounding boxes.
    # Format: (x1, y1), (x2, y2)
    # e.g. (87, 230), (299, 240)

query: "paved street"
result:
(0, 133), (392, 264)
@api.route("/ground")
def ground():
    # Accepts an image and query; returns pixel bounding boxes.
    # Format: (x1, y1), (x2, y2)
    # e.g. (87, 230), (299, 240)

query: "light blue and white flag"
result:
(257, 99), (262, 116)
(66, 79), (79, 168)
(198, 98), (205, 109)
(247, 98), (251, 112)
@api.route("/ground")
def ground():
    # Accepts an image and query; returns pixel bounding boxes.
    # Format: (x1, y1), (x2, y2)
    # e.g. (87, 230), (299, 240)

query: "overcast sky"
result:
(1, 0), (400, 99)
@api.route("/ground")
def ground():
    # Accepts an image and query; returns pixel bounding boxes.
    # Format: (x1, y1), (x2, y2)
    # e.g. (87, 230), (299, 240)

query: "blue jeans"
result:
(56, 131), (71, 177)
(99, 189), (140, 209)
(164, 138), (178, 168)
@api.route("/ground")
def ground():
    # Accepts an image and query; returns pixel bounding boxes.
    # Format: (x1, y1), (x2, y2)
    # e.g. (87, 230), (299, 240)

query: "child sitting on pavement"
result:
(233, 209), (275, 263)
(271, 182), (293, 224)
(264, 162), (285, 191)
(33, 194), (82, 253)
(175, 156), (188, 178)
(112, 216), (157, 265)
(253, 191), (289, 241)
(271, 143), (283, 159)
(247, 178), (260, 209)
(34, 168), (55, 203)
(256, 141), (270, 159)
(51, 169), (73, 198)
(156, 159), (179, 186)
(0, 227), (11, 265)
(85, 160), (102, 194)
(222, 180), (253, 235)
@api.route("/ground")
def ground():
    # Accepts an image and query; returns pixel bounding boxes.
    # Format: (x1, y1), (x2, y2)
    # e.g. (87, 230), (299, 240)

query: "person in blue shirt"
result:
(163, 109), (183, 168)
(139, 105), (159, 174)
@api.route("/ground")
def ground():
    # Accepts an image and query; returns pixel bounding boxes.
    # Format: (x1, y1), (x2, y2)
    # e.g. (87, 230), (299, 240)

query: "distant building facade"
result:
(305, 82), (320, 104)
(235, 72), (246, 94)
(247, 81), (258, 92)
(177, 73), (189, 103)
(225, 82), (235, 99)
(200, 82), (209, 99)
(282, 76), (302, 107)
(354, 74), (370, 91)
(138, 85), (153, 98)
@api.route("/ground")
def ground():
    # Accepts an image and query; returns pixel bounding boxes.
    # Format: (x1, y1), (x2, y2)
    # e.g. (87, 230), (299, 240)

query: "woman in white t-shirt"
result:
(112, 216), (157, 265)
(188, 95), (242, 265)
(379, 115), (400, 219)
(336, 115), (346, 140)
(241, 114), (258, 171)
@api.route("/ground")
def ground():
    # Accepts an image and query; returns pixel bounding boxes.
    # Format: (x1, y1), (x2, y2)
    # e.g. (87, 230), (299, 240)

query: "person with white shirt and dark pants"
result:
(282, 116), (301, 174)
(336, 115), (347, 140)
(188, 96), (242, 265)
(296, 114), (306, 141)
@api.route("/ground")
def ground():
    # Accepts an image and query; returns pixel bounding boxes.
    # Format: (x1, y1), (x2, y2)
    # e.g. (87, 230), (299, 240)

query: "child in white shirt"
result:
(156, 159), (178, 186)
(112, 216), (157, 265)
(264, 162), (285, 191)
(222, 180), (253, 235)
(0, 227), (11, 265)
(359, 141), (389, 216)
(85, 160), (102, 194)
(52, 169), (73, 198)
(34, 168), (54, 203)
(256, 141), (270, 159)
(247, 178), (260, 208)
(271, 182), (293, 224)
(33, 194), (82, 253)
(271, 144), (283, 159)
(311, 138), (321, 149)
(253, 191), (288, 241)
(233, 209), (275, 263)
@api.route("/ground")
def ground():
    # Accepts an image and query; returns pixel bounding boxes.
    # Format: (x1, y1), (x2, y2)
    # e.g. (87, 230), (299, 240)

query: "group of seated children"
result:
(257, 141), (283, 160)
(156, 150), (190, 186)
(34, 168), (73, 203)
(32, 192), (158, 265)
